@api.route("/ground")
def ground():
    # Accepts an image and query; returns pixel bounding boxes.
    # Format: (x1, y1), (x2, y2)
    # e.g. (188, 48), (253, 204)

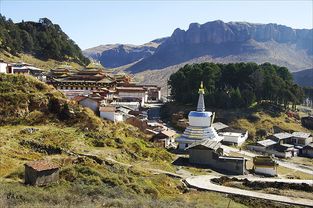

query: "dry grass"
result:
(0, 52), (82, 70)
(277, 166), (313, 180)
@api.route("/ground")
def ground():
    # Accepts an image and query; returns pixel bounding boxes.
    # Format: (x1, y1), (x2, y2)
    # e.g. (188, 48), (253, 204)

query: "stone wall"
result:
(189, 149), (245, 175)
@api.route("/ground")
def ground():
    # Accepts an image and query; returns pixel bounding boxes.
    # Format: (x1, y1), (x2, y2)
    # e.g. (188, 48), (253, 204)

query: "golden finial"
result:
(198, 81), (205, 94)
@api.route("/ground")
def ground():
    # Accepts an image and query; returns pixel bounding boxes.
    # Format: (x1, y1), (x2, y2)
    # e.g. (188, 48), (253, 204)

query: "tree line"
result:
(169, 62), (304, 109)
(0, 15), (90, 65)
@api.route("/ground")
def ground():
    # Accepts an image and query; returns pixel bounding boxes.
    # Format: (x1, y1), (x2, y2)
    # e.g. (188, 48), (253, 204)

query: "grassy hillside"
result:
(0, 51), (82, 70)
(0, 74), (301, 207)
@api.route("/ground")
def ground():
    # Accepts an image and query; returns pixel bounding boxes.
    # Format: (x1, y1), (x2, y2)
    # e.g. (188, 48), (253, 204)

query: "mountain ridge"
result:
(83, 20), (313, 88)
(83, 37), (168, 68)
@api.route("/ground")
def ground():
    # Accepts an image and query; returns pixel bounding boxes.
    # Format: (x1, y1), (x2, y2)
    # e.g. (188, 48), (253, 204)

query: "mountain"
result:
(83, 37), (168, 68)
(84, 20), (313, 89)
(292, 68), (313, 87)
(0, 15), (90, 65)
(127, 20), (312, 73)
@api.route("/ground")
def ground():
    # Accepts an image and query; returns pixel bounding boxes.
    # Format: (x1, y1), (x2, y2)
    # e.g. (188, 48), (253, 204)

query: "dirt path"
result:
(185, 175), (313, 207)
(68, 150), (313, 206)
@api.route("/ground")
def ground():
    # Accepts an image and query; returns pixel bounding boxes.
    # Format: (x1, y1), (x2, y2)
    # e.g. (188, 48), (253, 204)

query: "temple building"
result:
(176, 82), (222, 150)
(48, 69), (116, 93)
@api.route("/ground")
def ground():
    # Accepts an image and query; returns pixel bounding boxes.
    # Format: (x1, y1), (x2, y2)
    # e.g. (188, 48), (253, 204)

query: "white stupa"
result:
(176, 82), (222, 150)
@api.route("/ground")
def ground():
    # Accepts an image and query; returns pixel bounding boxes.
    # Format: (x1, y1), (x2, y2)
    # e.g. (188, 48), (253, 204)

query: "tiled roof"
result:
(212, 122), (229, 131)
(25, 160), (59, 171)
(186, 139), (221, 151)
(116, 87), (146, 92)
(253, 156), (276, 167)
(160, 129), (176, 137)
(257, 139), (277, 147)
(292, 132), (311, 139)
(272, 132), (292, 140)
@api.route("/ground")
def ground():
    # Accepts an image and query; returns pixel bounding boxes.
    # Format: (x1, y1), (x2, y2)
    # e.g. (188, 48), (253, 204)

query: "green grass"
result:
(0, 73), (304, 207)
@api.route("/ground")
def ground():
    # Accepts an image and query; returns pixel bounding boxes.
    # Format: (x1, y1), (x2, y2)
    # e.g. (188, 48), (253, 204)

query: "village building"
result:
(99, 106), (123, 122)
(289, 132), (312, 146)
(186, 140), (246, 175)
(253, 156), (277, 176)
(301, 143), (313, 158)
(115, 86), (148, 106)
(152, 129), (177, 148)
(24, 160), (60, 186)
(47, 67), (72, 79)
(49, 69), (117, 97)
(6, 62), (45, 80)
(219, 131), (248, 146)
(269, 132), (292, 144)
(137, 84), (162, 102)
(212, 122), (248, 146)
(247, 139), (295, 158)
(176, 82), (222, 150)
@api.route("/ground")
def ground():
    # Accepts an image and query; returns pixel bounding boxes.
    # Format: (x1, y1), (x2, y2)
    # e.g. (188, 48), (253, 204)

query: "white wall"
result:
(221, 132), (248, 146)
(255, 167), (276, 176)
(0, 63), (7, 73)
(189, 116), (212, 127)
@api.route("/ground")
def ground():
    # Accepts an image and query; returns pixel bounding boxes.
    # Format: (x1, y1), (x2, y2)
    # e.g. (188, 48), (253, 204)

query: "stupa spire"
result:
(197, 81), (205, 112)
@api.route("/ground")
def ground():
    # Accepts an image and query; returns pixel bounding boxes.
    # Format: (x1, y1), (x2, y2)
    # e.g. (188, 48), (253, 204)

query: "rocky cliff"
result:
(127, 20), (313, 73)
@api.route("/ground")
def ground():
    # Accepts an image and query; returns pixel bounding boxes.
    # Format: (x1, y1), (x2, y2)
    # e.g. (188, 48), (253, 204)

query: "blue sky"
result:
(0, 1), (312, 49)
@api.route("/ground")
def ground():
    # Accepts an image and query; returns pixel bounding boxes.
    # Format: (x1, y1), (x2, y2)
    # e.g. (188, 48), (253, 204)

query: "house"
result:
(269, 132), (292, 144)
(248, 139), (277, 152)
(24, 160), (59, 186)
(152, 129), (177, 148)
(212, 122), (248, 146)
(115, 86), (148, 106)
(301, 143), (313, 158)
(247, 139), (295, 158)
(253, 156), (277, 176)
(219, 131), (248, 146)
(186, 140), (246, 175)
(99, 106), (123, 122)
(50, 69), (116, 92)
(11, 62), (45, 80)
(290, 132), (312, 146)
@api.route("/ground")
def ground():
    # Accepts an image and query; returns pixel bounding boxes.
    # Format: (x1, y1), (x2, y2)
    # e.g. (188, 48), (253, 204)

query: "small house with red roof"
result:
(24, 160), (60, 186)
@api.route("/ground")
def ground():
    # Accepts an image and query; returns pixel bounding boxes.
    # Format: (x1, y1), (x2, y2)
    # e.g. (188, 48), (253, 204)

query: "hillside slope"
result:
(83, 38), (168, 68)
(0, 51), (83, 70)
(0, 74), (254, 208)
(292, 68), (313, 87)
